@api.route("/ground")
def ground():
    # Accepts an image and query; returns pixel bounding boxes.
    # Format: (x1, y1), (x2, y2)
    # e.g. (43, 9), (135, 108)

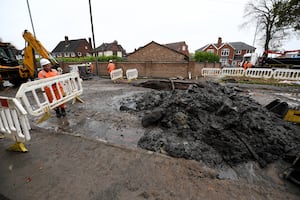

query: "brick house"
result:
(196, 37), (256, 67)
(94, 40), (126, 57)
(164, 41), (189, 57)
(127, 41), (189, 62)
(51, 36), (93, 58)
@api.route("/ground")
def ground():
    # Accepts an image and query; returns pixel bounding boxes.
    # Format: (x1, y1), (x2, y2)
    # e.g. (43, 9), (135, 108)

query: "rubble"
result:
(120, 80), (300, 168)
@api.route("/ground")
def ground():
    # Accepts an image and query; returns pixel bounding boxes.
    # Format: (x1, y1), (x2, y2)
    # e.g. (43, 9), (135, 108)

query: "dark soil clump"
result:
(120, 80), (300, 168)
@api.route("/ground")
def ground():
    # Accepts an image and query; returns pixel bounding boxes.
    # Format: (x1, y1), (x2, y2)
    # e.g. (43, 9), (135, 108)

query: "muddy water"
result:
(34, 78), (153, 148)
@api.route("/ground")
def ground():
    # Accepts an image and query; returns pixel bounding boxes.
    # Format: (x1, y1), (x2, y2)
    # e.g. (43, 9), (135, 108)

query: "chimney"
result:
(217, 37), (222, 47)
(65, 36), (69, 41)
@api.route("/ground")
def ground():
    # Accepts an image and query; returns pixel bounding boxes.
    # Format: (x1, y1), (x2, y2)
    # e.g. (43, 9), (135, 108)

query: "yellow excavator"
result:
(0, 30), (57, 87)
(266, 99), (300, 124)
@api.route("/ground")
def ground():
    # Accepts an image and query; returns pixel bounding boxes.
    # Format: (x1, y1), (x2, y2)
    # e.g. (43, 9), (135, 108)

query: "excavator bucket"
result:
(265, 99), (289, 118)
(266, 99), (300, 123)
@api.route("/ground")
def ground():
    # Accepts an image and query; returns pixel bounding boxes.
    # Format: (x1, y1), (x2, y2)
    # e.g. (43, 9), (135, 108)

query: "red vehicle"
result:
(260, 49), (300, 69)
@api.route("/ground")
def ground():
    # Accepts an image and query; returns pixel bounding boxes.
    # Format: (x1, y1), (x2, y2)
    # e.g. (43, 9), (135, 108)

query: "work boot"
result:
(55, 108), (61, 118)
(61, 108), (66, 117)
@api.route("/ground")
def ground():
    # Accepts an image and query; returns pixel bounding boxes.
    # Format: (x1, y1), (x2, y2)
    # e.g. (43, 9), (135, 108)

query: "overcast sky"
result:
(1, 0), (299, 54)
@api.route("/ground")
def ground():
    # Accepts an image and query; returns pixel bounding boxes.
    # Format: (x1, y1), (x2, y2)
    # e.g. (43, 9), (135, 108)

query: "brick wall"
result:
(60, 61), (221, 79)
(127, 42), (187, 62)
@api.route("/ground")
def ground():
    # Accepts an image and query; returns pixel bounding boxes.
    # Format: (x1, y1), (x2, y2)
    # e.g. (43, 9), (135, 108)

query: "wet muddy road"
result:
(0, 77), (299, 200)
(37, 79), (300, 149)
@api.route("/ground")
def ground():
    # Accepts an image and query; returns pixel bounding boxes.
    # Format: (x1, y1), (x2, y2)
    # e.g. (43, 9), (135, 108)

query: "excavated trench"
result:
(120, 80), (300, 170)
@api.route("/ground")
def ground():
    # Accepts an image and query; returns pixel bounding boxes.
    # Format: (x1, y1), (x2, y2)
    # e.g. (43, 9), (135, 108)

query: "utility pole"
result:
(26, 0), (36, 38)
(89, 0), (96, 49)
(88, 0), (98, 76)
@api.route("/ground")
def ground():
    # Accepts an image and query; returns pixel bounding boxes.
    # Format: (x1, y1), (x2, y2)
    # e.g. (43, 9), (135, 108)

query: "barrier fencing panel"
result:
(273, 69), (300, 81)
(201, 68), (221, 77)
(110, 68), (123, 80)
(15, 72), (83, 117)
(221, 68), (245, 77)
(202, 67), (300, 81)
(245, 68), (273, 79)
(0, 96), (31, 143)
(126, 69), (138, 81)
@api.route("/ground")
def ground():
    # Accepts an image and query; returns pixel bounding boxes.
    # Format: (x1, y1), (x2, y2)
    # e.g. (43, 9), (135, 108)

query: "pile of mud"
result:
(120, 81), (300, 168)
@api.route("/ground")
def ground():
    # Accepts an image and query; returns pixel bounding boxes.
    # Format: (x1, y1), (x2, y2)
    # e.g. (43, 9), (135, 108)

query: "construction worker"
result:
(38, 58), (66, 118)
(246, 62), (253, 69)
(243, 61), (248, 70)
(107, 60), (116, 74)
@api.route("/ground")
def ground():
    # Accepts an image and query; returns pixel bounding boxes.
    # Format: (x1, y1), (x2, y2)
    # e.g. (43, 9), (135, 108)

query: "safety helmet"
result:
(109, 60), (112, 63)
(40, 58), (51, 66)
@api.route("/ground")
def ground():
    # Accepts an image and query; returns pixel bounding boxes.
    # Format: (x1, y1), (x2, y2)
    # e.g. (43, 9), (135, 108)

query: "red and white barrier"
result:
(0, 96), (31, 143)
(15, 72), (83, 117)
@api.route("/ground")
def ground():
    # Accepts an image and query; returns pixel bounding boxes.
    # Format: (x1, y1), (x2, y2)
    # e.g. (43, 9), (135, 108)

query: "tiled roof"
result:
(229, 42), (255, 50)
(94, 41), (126, 54)
(129, 41), (188, 57)
(52, 39), (89, 52)
(196, 42), (255, 52)
(165, 41), (189, 56)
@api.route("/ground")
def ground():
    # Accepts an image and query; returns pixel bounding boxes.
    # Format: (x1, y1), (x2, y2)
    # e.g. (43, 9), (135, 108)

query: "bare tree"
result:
(243, 0), (299, 51)
(275, 0), (300, 31)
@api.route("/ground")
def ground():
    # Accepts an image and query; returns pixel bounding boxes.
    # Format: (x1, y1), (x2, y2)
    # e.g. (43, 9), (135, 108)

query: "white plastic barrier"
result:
(110, 68), (123, 81)
(202, 67), (300, 81)
(0, 96), (31, 143)
(221, 68), (245, 77)
(126, 69), (138, 81)
(245, 68), (273, 79)
(273, 69), (300, 81)
(201, 68), (221, 77)
(15, 72), (83, 117)
(69, 64), (79, 73)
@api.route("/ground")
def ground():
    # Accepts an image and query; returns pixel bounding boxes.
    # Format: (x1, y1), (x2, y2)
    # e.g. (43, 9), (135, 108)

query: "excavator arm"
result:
(22, 30), (58, 78)
(0, 30), (57, 87)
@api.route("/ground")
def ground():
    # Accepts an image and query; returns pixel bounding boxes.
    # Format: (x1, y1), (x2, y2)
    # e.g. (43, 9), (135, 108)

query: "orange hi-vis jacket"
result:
(107, 63), (116, 73)
(38, 69), (65, 108)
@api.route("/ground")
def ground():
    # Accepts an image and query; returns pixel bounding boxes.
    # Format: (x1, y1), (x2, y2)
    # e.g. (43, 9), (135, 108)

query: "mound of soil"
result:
(120, 80), (300, 168)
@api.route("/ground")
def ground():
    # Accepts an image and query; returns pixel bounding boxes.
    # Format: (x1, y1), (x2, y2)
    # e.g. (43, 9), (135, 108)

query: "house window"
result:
(182, 46), (186, 51)
(71, 52), (75, 57)
(221, 48), (229, 56)
(104, 51), (113, 56)
(57, 53), (62, 57)
(77, 52), (82, 57)
(235, 50), (241, 55)
(247, 49), (252, 53)
(117, 51), (122, 57)
(85, 46), (88, 50)
(206, 49), (214, 54)
(64, 52), (70, 57)
(220, 57), (228, 66)
(51, 53), (56, 57)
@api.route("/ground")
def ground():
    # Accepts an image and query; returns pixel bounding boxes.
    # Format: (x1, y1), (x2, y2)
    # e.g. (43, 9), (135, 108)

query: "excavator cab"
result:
(0, 42), (28, 87)
(0, 43), (19, 66)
